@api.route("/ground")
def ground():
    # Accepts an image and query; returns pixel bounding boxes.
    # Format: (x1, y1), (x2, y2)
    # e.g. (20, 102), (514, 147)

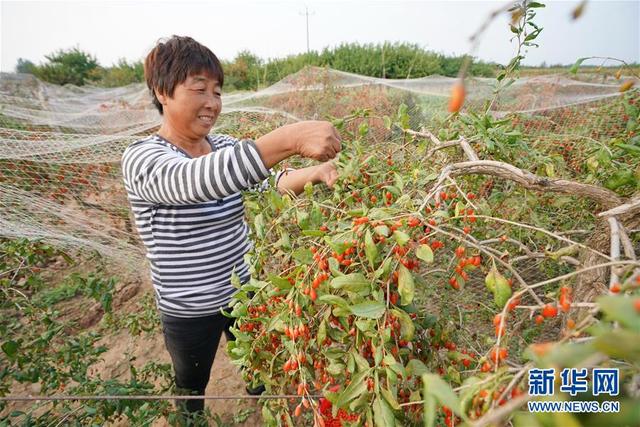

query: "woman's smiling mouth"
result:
(198, 115), (215, 125)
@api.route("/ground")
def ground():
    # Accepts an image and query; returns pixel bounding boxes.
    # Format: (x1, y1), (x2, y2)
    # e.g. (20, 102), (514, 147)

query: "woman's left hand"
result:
(314, 161), (338, 188)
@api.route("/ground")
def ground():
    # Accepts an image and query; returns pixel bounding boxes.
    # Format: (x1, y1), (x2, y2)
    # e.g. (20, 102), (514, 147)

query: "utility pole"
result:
(299, 5), (314, 54)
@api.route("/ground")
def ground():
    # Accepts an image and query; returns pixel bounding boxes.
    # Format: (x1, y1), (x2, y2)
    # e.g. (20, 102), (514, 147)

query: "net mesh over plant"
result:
(0, 67), (633, 271)
(1, 66), (639, 425)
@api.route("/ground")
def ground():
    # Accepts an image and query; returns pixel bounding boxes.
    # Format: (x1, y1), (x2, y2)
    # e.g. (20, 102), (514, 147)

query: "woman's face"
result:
(156, 72), (222, 141)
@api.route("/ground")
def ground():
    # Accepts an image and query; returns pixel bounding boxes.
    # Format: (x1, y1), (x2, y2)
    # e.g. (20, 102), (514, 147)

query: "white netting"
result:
(0, 67), (635, 273)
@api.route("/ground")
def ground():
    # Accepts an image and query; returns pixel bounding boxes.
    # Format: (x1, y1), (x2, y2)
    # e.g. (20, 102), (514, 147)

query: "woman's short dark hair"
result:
(144, 35), (224, 115)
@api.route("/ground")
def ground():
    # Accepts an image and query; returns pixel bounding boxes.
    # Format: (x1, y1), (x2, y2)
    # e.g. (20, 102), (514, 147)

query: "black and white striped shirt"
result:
(121, 133), (280, 318)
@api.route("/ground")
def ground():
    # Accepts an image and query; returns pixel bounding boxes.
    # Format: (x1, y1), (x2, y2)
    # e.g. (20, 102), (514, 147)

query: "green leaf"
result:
(355, 318), (375, 332)
(524, 29), (541, 42)
(302, 230), (326, 237)
(425, 172), (439, 181)
(317, 320), (327, 346)
(365, 230), (378, 269)
(384, 185), (402, 197)
(254, 213), (265, 239)
(265, 315), (284, 332)
(384, 354), (406, 380)
(296, 209), (309, 229)
(424, 392), (437, 427)
(310, 204), (324, 227)
(335, 370), (370, 409)
(399, 302), (419, 313)
(597, 295), (640, 332)
(350, 301), (386, 319)
(2, 340), (19, 360)
(369, 208), (391, 220)
(349, 390), (371, 412)
(594, 330), (640, 361)
(493, 274), (512, 309)
(352, 349), (371, 371)
(484, 264), (498, 292)
(275, 230), (291, 249)
(292, 248), (313, 264)
(325, 347), (346, 360)
(454, 201), (465, 218)
(570, 57), (588, 74)
(416, 244), (434, 263)
(604, 169), (635, 190)
(347, 209), (365, 217)
(329, 257), (343, 277)
(552, 412), (582, 427)
(397, 265), (415, 305)
(374, 343), (383, 366)
(347, 349), (357, 373)
(359, 121), (369, 136)
(317, 294), (350, 310)
(513, 412), (544, 427)
(380, 387), (400, 410)
(459, 376), (482, 414)
(484, 264), (511, 307)
(374, 225), (391, 237)
(391, 309), (415, 340)
(304, 181), (314, 197)
(326, 361), (346, 376)
(394, 173), (404, 191)
(268, 188), (284, 211)
(330, 273), (370, 293)
(422, 374), (463, 417)
(431, 209), (450, 219)
(545, 244), (579, 261)
(373, 396), (396, 427)
(383, 116), (392, 130)
(615, 143), (640, 156)
(392, 230), (410, 247)
(544, 162), (555, 177)
(526, 340), (597, 367)
(447, 365), (462, 384)
(262, 406), (277, 426)
(324, 236), (353, 254)
(267, 274), (292, 290)
(333, 306), (352, 318)
(406, 359), (429, 377)
(374, 257), (392, 279)
(422, 314), (437, 329)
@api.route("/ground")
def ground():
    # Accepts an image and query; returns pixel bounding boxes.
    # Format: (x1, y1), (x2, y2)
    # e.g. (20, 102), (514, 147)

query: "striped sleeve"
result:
(121, 138), (271, 205)
(211, 134), (293, 193)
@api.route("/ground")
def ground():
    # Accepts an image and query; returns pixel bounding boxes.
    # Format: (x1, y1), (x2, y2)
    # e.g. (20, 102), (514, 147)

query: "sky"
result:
(1, 0), (638, 73)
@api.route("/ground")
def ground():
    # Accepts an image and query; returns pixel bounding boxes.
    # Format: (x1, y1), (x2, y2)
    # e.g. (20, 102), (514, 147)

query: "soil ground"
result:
(2, 255), (263, 426)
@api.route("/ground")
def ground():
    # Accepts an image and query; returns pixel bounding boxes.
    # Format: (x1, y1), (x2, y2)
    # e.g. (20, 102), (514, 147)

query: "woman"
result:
(120, 35), (340, 420)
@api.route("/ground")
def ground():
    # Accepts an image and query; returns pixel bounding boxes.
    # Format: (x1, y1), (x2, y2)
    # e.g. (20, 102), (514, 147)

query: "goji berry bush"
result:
(230, 90), (640, 426)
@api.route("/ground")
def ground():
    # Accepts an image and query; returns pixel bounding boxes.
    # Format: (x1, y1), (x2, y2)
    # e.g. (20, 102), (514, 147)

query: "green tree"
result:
(15, 58), (36, 74)
(223, 50), (263, 91)
(33, 47), (100, 86)
(97, 58), (144, 87)
(220, 42), (495, 89)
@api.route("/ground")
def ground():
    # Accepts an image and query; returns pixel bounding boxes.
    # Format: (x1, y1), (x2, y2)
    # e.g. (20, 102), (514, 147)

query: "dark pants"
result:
(160, 311), (235, 419)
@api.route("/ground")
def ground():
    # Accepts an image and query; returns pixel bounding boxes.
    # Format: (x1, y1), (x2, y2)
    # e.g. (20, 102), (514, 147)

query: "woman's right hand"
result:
(254, 120), (341, 168)
(289, 121), (342, 162)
